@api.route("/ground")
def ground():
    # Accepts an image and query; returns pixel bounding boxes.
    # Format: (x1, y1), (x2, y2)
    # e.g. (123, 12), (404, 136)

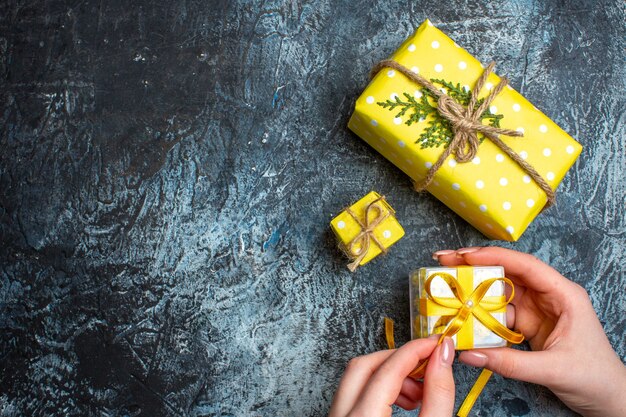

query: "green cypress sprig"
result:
(377, 92), (436, 126)
(377, 78), (505, 149)
(427, 79), (470, 104)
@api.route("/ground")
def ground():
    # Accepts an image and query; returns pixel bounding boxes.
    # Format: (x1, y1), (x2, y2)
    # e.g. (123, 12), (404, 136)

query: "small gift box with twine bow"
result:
(348, 19), (582, 241)
(330, 191), (404, 271)
(410, 266), (522, 349)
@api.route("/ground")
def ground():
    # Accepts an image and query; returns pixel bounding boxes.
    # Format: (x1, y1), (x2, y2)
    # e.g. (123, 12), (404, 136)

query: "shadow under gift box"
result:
(348, 19), (582, 241)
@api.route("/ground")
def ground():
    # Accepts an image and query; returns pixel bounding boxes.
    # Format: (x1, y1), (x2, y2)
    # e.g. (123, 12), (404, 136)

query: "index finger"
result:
(438, 247), (571, 295)
(349, 338), (438, 416)
(329, 349), (396, 417)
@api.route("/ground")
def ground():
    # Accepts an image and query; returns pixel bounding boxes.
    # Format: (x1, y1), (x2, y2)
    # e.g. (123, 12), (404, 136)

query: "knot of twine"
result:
(370, 60), (555, 207)
(344, 196), (391, 272)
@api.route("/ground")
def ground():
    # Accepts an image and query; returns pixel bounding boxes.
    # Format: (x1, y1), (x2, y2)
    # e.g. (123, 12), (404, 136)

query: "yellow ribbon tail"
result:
(383, 318), (498, 416)
(457, 369), (493, 417)
(385, 317), (395, 349)
(385, 317), (429, 378)
(408, 359), (428, 379)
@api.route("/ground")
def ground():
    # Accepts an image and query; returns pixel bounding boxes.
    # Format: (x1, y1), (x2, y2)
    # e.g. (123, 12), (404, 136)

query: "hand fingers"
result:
(348, 338), (438, 415)
(420, 337), (456, 417)
(328, 349), (395, 417)
(395, 377), (424, 410)
(399, 377), (423, 403)
(432, 247), (477, 266)
(433, 250), (521, 328)
(458, 347), (557, 386)
(506, 304), (515, 328)
(434, 248), (527, 302)
(434, 247), (571, 295)
(394, 393), (421, 411)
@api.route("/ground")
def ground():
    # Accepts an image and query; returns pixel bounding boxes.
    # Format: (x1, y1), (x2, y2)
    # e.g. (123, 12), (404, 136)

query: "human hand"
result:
(328, 336), (455, 417)
(433, 247), (626, 417)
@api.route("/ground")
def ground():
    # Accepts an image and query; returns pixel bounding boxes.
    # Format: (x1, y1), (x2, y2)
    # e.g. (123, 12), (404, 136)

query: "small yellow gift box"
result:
(410, 266), (522, 350)
(348, 19), (582, 241)
(330, 191), (404, 271)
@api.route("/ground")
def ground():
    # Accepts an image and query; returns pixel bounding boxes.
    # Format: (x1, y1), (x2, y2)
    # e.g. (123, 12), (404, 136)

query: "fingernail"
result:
(455, 247), (480, 258)
(427, 334), (441, 340)
(441, 337), (454, 367)
(432, 249), (455, 260)
(459, 351), (488, 368)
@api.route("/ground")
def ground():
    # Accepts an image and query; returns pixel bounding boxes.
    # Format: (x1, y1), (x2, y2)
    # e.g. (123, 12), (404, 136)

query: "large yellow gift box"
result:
(348, 19), (582, 241)
(330, 191), (404, 271)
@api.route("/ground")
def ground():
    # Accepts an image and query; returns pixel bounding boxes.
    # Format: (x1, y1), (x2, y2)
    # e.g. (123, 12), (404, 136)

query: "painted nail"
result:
(441, 337), (454, 366)
(455, 247), (480, 258)
(432, 249), (455, 260)
(459, 351), (488, 368)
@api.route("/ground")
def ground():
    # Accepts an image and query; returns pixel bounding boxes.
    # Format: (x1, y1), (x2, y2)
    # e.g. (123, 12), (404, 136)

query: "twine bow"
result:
(343, 196), (391, 272)
(384, 271), (524, 417)
(371, 60), (555, 207)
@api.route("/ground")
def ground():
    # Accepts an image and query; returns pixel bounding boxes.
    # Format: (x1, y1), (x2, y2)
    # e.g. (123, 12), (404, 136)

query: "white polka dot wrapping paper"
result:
(330, 191), (405, 269)
(348, 19), (582, 241)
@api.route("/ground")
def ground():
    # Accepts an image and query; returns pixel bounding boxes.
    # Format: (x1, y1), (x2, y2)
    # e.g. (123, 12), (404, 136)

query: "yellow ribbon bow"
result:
(418, 272), (524, 352)
(385, 270), (524, 417)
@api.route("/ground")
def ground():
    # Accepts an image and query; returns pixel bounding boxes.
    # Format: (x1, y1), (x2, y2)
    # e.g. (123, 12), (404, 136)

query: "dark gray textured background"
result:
(1, 1), (624, 416)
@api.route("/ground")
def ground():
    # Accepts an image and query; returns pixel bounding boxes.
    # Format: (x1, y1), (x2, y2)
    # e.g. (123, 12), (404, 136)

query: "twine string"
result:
(370, 59), (555, 207)
(344, 197), (390, 272)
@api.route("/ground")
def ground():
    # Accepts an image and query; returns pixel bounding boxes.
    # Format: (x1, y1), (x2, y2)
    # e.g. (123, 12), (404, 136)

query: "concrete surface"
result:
(1, 0), (624, 416)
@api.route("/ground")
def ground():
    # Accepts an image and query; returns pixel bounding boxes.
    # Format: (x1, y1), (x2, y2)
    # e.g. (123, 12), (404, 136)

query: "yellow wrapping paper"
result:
(348, 19), (582, 241)
(330, 191), (404, 268)
(410, 266), (509, 350)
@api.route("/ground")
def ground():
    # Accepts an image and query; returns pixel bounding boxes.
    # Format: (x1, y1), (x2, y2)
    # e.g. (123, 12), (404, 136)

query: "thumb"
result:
(459, 347), (557, 386)
(420, 337), (456, 417)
